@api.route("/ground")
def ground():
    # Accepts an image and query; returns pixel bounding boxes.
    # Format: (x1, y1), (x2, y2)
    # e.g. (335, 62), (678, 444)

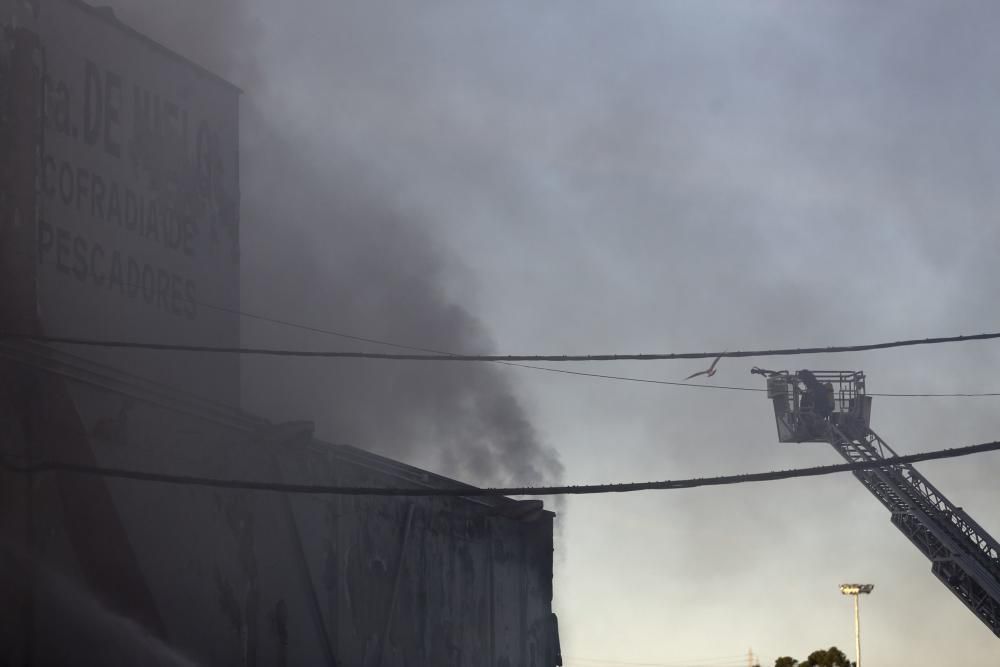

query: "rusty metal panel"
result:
(2, 0), (241, 405)
(290, 475), (557, 667)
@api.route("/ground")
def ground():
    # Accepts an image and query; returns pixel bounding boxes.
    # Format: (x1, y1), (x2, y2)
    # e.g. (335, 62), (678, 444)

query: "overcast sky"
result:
(116, 1), (1000, 664)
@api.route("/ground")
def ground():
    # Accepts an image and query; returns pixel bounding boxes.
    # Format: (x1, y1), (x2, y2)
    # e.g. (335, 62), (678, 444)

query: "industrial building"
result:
(0, 1), (561, 664)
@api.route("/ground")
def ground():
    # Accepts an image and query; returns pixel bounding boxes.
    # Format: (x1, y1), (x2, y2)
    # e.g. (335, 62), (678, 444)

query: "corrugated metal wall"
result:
(0, 357), (558, 665)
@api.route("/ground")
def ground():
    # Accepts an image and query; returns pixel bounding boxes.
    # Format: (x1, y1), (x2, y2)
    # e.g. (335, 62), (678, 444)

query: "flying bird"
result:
(684, 354), (723, 380)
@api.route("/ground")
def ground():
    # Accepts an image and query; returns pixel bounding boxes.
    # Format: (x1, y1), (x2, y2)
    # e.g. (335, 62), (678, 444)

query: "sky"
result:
(111, 1), (1000, 664)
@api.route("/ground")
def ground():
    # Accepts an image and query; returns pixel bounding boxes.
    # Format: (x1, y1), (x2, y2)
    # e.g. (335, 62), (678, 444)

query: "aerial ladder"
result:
(752, 368), (1000, 637)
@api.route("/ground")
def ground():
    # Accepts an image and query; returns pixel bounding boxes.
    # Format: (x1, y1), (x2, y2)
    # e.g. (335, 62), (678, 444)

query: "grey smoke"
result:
(45, 1), (1000, 662)
(107, 0), (562, 487)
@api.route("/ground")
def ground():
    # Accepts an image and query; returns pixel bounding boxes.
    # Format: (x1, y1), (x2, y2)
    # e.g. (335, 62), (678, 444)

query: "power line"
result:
(216, 299), (763, 389)
(3, 440), (997, 497)
(3, 330), (1000, 363)
(564, 665), (749, 667)
(484, 364), (766, 392)
(3, 251), (783, 392)
(7, 329), (999, 397)
(20, 251), (1000, 396)
(26, 249), (626, 382)
(566, 663), (748, 667)
(16, 249), (756, 378)
(9, 329), (1000, 396)
(162, 285), (1000, 395)
(177, 291), (1000, 396)
(223, 322), (1000, 397)
(568, 653), (749, 666)
(872, 390), (1000, 397)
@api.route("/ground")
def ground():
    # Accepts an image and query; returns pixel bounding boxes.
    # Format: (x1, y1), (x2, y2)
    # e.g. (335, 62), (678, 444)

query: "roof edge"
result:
(1, 341), (554, 517)
(67, 0), (243, 94)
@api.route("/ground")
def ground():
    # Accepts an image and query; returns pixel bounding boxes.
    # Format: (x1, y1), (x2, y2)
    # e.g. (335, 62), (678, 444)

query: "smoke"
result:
(106, 0), (562, 487)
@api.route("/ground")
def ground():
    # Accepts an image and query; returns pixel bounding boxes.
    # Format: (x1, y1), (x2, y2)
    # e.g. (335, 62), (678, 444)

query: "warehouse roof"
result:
(67, 0), (242, 93)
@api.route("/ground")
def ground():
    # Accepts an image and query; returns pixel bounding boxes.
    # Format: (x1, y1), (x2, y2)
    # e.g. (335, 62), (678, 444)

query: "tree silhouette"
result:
(773, 646), (853, 667)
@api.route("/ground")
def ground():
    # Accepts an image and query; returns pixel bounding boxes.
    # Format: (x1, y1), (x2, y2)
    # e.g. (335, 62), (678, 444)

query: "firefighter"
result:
(797, 369), (834, 418)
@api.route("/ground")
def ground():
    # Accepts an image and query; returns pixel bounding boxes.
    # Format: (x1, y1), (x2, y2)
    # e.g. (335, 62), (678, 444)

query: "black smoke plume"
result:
(108, 0), (563, 487)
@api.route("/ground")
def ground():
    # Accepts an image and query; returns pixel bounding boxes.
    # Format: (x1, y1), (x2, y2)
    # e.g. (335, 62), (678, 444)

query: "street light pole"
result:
(839, 584), (874, 667)
(852, 592), (860, 666)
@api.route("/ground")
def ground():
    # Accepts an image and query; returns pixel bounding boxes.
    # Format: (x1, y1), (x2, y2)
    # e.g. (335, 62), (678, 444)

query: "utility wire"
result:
(22, 247), (453, 355)
(563, 655), (747, 667)
(213, 318), (1000, 396)
(3, 440), (998, 497)
(566, 662), (748, 667)
(8, 329), (999, 397)
(18, 253), (1000, 396)
(3, 330), (1000, 362)
(134, 298), (1000, 395)
(872, 390), (1000, 397)
(173, 288), (1000, 395)
(211, 298), (761, 389)
(189, 302), (771, 390)
(151, 311), (1000, 396)
(10, 251), (767, 390)
(568, 654), (750, 666)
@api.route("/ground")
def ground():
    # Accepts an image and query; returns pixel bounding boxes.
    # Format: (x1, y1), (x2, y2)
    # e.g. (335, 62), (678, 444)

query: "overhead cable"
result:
(3, 440), (998, 497)
(190, 295), (1000, 395)
(208, 298), (762, 389)
(3, 330), (1000, 362)
(18, 250), (1000, 395)
(567, 653), (751, 666)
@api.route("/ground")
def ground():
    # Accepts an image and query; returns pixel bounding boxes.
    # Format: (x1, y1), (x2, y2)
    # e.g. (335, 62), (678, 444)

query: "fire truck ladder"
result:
(758, 369), (1000, 637)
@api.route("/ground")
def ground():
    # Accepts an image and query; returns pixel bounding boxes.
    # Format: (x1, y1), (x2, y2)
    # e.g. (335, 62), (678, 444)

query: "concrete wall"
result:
(1, 0), (241, 405)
